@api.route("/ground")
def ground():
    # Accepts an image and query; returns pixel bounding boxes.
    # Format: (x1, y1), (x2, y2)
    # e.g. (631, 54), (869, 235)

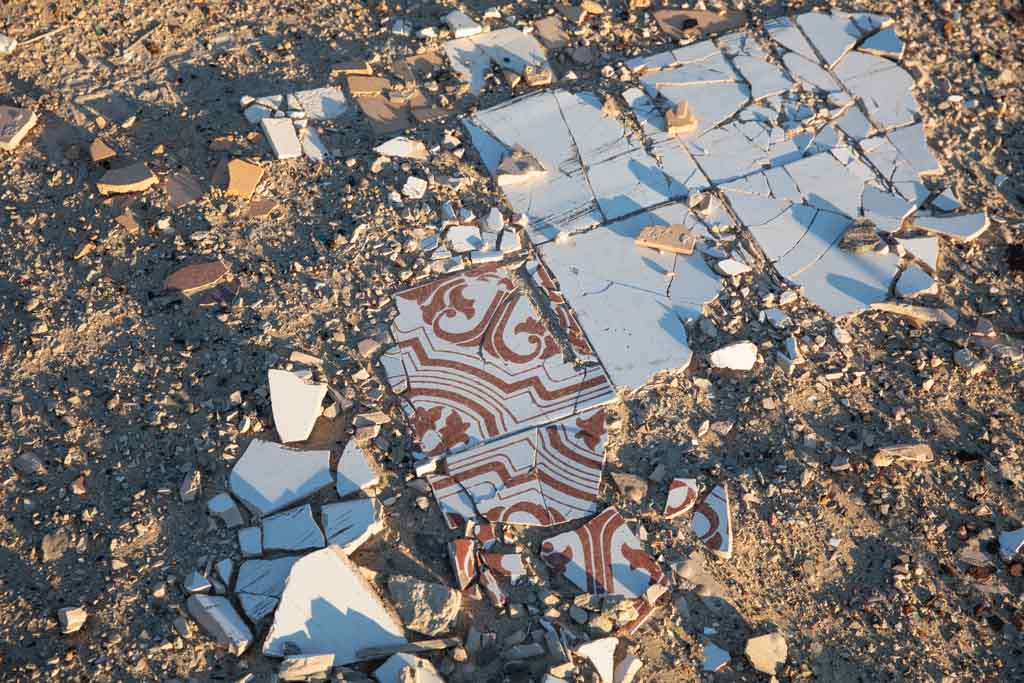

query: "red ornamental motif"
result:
(438, 411), (471, 452)
(575, 408), (606, 450)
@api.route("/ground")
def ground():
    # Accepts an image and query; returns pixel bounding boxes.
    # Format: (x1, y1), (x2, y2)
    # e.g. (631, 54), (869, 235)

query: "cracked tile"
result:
(861, 26), (905, 59)
(834, 51), (918, 131)
(383, 262), (613, 457)
(321, 497), (382, 552)
(235, 556), (301, 622)
(717, 33), (793, 99)
(692, 483), (733, 558)
(897, 236), (940, 270)
(444, 28), (552, 95)
(229, 440), (332, 516)
(791, 246), (901, 316)
(261, 504), (325, 552)
(427, 407), (608, 528)
(909, 212), (990, 242)
(794, 11), (865, 67)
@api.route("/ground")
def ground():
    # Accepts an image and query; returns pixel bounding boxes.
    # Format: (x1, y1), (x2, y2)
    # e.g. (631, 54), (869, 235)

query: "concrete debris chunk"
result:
(444, 9), (482, 38)
(261, 117), (303, 159)
(229, 439), (332, 515)
(576, 637), (617, 683)
(96, 162), (158, 194)
(714, 258), (751, 276)
(279, 653), (334, 681)
(0, 105), (37, 152)
(337, 440), (380, 497)
(264, 547), (407, 665)
(208, 492), (245, 528)
(262, 504), (326, 552)
(374, 136), (428, 160)
(709, 341), (758, 371)
(58, 606), (88, 634)
(374, 652), (446, 683)
(634, 225), (696, 255)
(186, 595), (253, 656)
(322, 497), (382, 552)
(387, 576), (462, 636)
(871, 444), (934, 467)
(269, 369), (328, 443)
(665, 100), (698, 137)
(745, 632), (788, 675)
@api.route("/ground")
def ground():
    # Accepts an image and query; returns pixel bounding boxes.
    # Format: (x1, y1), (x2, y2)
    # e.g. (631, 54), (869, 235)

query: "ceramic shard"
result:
(229, 440), (332, 516)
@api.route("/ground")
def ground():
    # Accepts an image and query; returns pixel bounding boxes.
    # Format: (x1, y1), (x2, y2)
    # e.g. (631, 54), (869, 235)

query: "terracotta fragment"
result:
(89, 137), (117, 162)
(97, 162), (158, 195)
(225, 159), (265, 199)
(634, 225), (697, 255)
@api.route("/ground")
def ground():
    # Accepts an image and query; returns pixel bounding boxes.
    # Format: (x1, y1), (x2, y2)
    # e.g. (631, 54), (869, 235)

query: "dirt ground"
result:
(1, 0), (1023, 681)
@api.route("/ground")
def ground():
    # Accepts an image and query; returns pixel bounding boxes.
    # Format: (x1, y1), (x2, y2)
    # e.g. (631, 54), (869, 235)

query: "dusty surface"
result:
(1, 0), (1023, 681)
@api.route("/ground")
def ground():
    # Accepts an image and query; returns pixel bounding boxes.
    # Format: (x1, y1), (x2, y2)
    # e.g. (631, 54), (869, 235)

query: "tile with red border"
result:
(384, 262), (614, 457)
(447, 538), (478, 590)
(525, 259), (599, 364)
(539, 506), (665, 599)
(663, 477), (699, 519)
(692, 483), (733, 558)
(480, 553), (525, 579)
(427, 406), (608, 529)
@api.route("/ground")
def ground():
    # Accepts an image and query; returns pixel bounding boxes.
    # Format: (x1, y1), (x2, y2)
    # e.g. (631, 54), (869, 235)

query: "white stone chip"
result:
(374, 136), (428, 160)
(576, 637), (618, 683)
(208, 492), (245, 528)
(263, 546), (407, 665)
(269, 369), (328, 443)
(261, 117), (303, 159)
(999, 527), (1024, 561)
(912, 212), (990, 242)
(447, 225), (483, 253)
(229, 439), (332, 515)
(337, 440), (380, 498)
(186, 595), (253, 655)
(714, 258), (751, 276)
(702, 642), (730, 672)
(709, 341), (758, 371)
(0, 34), (17, 55)
(403, 176), (429, 199)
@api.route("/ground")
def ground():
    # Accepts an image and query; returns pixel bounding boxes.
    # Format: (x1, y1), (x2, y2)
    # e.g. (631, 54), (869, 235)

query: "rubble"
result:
(278, 653), (333, 681)
(374, 136), (428, 160)
(261, 117), (303, 160)
(387, 576), (462, 637)
(702, 642), (730, 672)
(374, 652), (445, 683)
(871, 444), (934, 467)
(207, 493), (245, 528)
(321, 497), (382, 552)
(225, 159), (264, 199)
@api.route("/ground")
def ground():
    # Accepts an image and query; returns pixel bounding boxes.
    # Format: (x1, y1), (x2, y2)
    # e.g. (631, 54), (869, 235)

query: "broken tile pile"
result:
(239, 87), (347, 161)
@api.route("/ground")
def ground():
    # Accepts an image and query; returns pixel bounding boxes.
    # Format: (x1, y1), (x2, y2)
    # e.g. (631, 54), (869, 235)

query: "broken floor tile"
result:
(576, 637), (617, 683)
(427, 407), (608, 528)
(336, 440), (380, 498)
(187, 595), (252, 656)
(269, 369), (327, 443)
(862, 185), (916, 232)
(445, 28), (552, 95)
(164, 170), (204, 210)
(261, 117), (303, 160)
(886, 124), (941, 178)
(794, 11), (864, 67)
(834, 51), (918, 131)
(383, 262), (613, 456)
(999, 527), (1024, 562)
(910, 211), (989, 242)
(480, 553), (525, 580)
(791, 246), (901, 317)
(264, 547), (406, 664)
(448, 538), (478, 590)
(208, 492), (245, 528)
(664, 478), (699, 519)
(540, 507), (666, 598)
(895, 264), (937, 298)
(897, 236), (940, 270)
(692, 483), (733, 558)
(229, 439), (332, 516)
(165, 260), (229, 295)
(860, 26), (904, 59)
(96, 162), (158, 195)
(292, 86), (348, 120)
(321, 497), (382, 552)
(261, 504), (325, 552)
(239, 526), (262, 557)
(0, 105), (38, 152)
(446, 224), (482, 253)
(717, 33), (793, 100)
(301, 127), (329, 162)
(702, 642), (731, 672)
(444, 9), (482, 38)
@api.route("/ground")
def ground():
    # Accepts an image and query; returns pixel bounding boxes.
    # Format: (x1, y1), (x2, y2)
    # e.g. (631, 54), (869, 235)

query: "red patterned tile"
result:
(525, 259), (599, 363)
(692, 483), (732, 558)
(663, 477), (699, 519)
(426, 406), (608, 528)
(539, 506), (665, 599)
(447, 538), (478, 590)
(480, 553), (525, 579)
(384, 262), (613, 457)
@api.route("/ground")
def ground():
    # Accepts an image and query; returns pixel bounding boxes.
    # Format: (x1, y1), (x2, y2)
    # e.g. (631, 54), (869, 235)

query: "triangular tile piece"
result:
(229, 440), (332, 516)
(336, 440), (380, 498)
(269, 369), (327, 443)
(576, 637), (618, 683)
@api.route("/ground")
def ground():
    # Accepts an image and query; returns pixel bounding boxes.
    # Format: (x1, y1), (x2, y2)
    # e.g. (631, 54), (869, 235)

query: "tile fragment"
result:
(910, 212), (989, 242)
(374, 652), (446, 683)
(576, 637), (617, 683)
(321, 497), (382, 552)
(96, 162), (158, 195)
(187, 595), (252, 655)
(702, 642), (730, 671)
(664, 478), (699, 519)
(264, 547), (406, 665)
(692, 484), (732, 558)
(225, 159), (264, 199)
(89, 137), (116, 162)
(448, 538), (478, 590)
(0, 105), (38, 152)
(261, 504), (325, 552)
(229, 439), (332, 516)
(165, 260), (229, 295)
(208, 492), (245, 528)
(634, 225), (696, 254)
(260, 117), (303, 159)
(269, 369), (327, 443)
(292, 86), (348, 119)
(336, 440), (380, 498)
(709, 342), (757, 371)
(238, 526), (262, 557)
(374, 135), (428, 160)
(860, 26), (904, 59)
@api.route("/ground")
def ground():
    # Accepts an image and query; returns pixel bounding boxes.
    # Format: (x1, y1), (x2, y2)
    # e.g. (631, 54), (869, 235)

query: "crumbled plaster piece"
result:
(444, 10), (482, 38)
(709, 341), (757, 371)
(264, 547), (407, 664)
(260, 117), (303, 159)
(576, 637), (617, 683)
(268, 369), (328, 443)
(229, 439), (332, 516)
(261, 504), (325, 552)
(292, 86), (348, 119)
(337, 440), (380, 497)
(321, 497), (383, 553)
(374, 136), (428, 160)
(186, 595), (253, 655)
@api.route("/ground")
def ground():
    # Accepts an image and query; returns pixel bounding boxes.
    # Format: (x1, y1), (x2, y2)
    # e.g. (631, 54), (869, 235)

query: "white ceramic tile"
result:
(444, 9), (482, 38)
(260, 117), (302, 160)
(862, 185), (916, 232)
(336, 440), (380, 498)
(321, 498), (382, 552)
(263, 547), (407, 665)
(860, 26), (904, 59)
(269, 369), (327, 443)
(773, 209), (851, 278)
(795, 11), (862, 66)
(781, 53), (842, 93)
(897, 236), (939, 270)
(655, 82), (751, 136)
(887, 124), (942, 177)
(446, 224), (483, 253)
(229, 440), (332, 516)
(834, 53), (918, 131)
(911, 212), (990, 242)
(790, 247), (901, 316)
(235, 556), (301, 621)
(292, 87), (348, 120)
(895, 264), (936, 297)
(262, 504), (326, 552)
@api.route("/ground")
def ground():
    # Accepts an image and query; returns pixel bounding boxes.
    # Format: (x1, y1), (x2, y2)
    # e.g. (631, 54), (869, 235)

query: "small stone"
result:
(507, 642), (546, 659)
(186, 595), (253, 655)
(745, 632), (787, 674)
(387, 576), (462, 636)
(872, 444), (934, 468)
(611, 472), (648, 503)
(58, 607), (87, 634)
(207, 492), (245, 528)
(89, 138), (117, 162)
(14, 452), (46, 475)
(374, 136), (428, 160)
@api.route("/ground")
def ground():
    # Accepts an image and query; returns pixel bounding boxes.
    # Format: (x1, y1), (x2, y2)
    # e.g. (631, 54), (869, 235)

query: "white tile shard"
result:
(337, 440), (380, 498)
(229, 440), (332, 516)
(897, 236), (940, 270)
(709, 341), (757, 371)
(702, 642), (731, 672)
(269, 369), (328, 443)
(186, 595), (253, 655)
(264, 547), (407, 665)
(895, 264), (937, 298)
(444, 28), (552, 95)
(444, 9), (482, 38)
(292, 87), (348, 120)
(999, 527), (1024, 562)
(239, 526), (263, 557)
(374, 652), (446, 683)
(576, 637), (618, 683)
(261, 504), (326, 552)
(261, 117), (303, 160)
(321, 498), (383, 553)
(235, 556), (301, 621)
(374, 136), (428, 160)
(910, 212), (990, 242)
(860, 26), (904, 59)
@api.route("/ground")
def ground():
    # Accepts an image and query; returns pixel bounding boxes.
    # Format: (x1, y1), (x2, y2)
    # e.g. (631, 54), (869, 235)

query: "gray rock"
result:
(507, 642), (546, 659)
(14, 452), (46, 475)
(387, 575), (462, 636)
(187, 595), (252, 655)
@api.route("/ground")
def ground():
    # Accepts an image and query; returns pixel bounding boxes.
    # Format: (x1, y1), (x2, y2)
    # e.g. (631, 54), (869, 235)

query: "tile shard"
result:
(186, 595), (253, 656)
(692, 483), (733, 558)
(709, 342), (757, 371)
(263, 547), (407, 665)
(374, 652), (446, 683)
(261, 504), (326, 552)
(576, 637), (618, 683)
(664, 478), (699, 519)
(909, 212), (990, 242)
(229, 440), (332, 516)
(336, 440), (380, 497)
(97, 162), (158, 195)
(321, 497), (382, 552)
(0, 105), (38, 152)
(261, 117), (303, 159)
(269, 369), (327, 443)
